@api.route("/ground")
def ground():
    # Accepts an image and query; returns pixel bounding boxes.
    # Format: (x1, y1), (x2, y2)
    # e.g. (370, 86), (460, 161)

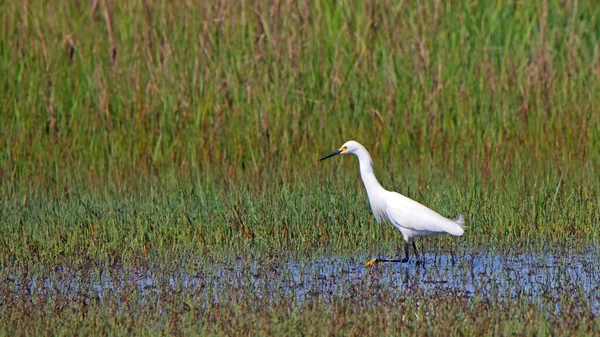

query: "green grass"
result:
(1, 0), (598, 263)
(1, 0), (599, 335)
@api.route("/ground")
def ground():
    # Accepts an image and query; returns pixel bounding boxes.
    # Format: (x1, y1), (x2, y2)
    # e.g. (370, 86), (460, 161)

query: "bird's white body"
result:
(332, 141), (465, 243)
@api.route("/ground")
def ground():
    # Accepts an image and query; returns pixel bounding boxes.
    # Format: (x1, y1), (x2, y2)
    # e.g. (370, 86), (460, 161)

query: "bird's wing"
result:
(385, 192), (464, 235)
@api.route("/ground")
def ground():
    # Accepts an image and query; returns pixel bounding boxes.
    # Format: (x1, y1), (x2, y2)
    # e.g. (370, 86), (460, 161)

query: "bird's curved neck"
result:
(354, 147), (386, 195)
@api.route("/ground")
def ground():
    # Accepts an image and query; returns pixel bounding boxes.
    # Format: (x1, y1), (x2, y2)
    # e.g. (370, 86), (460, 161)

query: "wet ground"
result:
(4, 247), (599, 314)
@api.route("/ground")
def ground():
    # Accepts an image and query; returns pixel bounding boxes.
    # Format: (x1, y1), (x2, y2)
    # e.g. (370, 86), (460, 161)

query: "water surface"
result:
(4, 248), (599, 314)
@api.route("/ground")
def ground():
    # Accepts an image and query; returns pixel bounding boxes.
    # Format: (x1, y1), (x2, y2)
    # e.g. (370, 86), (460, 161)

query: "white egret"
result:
(320, 140), (465, 267)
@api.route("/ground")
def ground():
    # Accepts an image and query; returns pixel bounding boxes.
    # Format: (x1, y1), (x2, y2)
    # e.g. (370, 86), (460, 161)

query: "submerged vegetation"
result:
(1, 0), (599, 335)
(3, 251), (599, 335)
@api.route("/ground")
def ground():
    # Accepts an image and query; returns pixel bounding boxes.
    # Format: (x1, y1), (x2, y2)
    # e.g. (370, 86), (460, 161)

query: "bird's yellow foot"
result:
(364, 258), (383, 268)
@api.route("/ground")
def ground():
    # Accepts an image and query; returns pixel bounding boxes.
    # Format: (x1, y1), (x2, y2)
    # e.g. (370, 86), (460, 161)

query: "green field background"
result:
(1, 0), (599, 264)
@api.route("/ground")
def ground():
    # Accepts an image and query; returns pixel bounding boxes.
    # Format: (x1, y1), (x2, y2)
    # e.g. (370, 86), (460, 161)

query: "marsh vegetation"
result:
(1, 1), (599, 335)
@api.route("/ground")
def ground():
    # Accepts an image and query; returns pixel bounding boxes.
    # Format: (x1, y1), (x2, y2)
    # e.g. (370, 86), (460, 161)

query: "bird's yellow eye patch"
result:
(339, 146), (347, 152)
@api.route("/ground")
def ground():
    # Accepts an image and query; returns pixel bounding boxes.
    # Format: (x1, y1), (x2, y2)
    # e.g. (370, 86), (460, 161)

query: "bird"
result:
(320, 140), (465, 267)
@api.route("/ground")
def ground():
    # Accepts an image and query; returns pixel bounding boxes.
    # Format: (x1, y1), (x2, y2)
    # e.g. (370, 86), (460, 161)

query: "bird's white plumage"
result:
(331, 140), (465, 243)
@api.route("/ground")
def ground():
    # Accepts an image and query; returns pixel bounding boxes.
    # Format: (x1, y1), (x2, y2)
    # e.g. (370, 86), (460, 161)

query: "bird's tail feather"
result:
(453, 213), (466, 228)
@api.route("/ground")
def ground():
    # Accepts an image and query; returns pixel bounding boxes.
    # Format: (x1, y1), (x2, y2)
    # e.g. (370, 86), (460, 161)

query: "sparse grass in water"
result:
(2, 250), (599, 335)
(1, 0), (599, 335)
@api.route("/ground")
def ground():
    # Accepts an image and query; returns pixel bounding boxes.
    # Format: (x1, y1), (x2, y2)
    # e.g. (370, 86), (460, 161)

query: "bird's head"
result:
(320, 140), (362, 161)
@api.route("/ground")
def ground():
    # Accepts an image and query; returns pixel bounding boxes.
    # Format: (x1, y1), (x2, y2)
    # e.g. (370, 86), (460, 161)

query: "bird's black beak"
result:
(320, 149), (342, 161)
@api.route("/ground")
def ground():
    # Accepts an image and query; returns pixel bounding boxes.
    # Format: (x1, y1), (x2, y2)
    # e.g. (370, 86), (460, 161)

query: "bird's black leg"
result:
(401, 241), (409, 262)
(413, 241), (425, 266)
(364, 241), (410, 267)
(377, 241), (409, 262)
(412, 241), (419, 259)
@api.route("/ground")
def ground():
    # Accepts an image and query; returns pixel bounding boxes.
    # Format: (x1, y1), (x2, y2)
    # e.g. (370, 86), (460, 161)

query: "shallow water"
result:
(5, 248), (599, 314)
